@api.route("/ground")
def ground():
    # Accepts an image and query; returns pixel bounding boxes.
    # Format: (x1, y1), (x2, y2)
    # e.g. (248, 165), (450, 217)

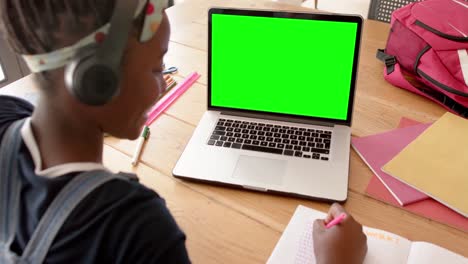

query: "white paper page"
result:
(268, 205), (412, 264)
(363, 227), (412, 264)
(267, 205), (327, 264)
(407, 242), (468, 264)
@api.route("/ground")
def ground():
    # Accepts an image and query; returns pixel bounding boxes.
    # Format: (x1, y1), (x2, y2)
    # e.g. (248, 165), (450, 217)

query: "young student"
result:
(0, 1), (367, 263)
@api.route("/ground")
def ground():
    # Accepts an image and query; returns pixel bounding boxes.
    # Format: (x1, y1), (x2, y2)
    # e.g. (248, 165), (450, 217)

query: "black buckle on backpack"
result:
(384, 56), (396, 68)
(384, 56), (396, 74)
(376, 49), (397, 74)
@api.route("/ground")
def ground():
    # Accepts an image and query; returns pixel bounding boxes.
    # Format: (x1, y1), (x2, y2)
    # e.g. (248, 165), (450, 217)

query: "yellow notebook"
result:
(382, 112), (468, 218)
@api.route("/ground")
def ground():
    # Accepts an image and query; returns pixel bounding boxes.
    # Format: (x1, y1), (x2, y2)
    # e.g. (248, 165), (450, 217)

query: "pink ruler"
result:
(146, 72), (201, 126)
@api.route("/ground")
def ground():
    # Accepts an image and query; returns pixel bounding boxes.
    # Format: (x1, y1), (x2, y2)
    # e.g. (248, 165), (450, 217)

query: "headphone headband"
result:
(99, 0), (139, 70)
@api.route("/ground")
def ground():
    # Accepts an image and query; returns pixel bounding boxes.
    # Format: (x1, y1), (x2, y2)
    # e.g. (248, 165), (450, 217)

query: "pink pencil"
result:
(146, 72), (201, 126)
(325, 213), (347, 229)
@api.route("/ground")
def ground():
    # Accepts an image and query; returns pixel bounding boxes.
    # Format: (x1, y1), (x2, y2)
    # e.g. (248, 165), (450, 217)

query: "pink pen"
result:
(146, 72), (200, 126)
(325, 213), (347, 229)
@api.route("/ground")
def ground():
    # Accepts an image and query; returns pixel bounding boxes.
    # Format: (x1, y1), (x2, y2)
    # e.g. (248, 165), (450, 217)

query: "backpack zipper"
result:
(417, 69), (468, 97)
(415, 20), (468, 42)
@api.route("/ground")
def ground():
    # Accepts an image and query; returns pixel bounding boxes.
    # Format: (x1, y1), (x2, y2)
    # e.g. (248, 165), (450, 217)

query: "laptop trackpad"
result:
(232, 155), (286, 185)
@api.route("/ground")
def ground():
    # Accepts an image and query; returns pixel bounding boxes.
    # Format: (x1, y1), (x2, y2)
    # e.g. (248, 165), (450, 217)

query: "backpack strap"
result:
(20, 170), (127, 263)
(0, 119), (27, 255)
(376, 49), (397, 74)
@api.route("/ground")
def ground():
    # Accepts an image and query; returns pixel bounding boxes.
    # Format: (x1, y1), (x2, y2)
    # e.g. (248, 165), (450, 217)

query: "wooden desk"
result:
(1, 0), (466, 262)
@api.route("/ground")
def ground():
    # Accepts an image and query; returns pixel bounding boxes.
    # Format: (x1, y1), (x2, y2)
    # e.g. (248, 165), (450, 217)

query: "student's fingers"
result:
(324, 213), (333, 224)
(325, 203), (347, 224)
(313, 219), (326, 234)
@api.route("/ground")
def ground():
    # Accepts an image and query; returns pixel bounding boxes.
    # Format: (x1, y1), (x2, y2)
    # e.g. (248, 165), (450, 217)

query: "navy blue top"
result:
(0, 95), (190, 264)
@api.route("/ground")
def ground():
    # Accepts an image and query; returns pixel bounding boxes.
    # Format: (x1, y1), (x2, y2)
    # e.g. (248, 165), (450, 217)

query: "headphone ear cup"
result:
(65, 45), (120, 106)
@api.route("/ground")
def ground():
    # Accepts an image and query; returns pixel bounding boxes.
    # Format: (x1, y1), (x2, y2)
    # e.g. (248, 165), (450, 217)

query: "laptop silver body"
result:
(173, 8), (363, 202)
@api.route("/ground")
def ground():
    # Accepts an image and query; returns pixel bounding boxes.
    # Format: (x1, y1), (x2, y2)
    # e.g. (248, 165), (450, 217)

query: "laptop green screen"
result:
(210, 13), (358, 121)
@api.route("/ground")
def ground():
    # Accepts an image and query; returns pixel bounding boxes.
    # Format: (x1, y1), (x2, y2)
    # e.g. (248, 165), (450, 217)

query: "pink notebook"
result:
(398, 117), (421, 128)
(366, 168), (468, 232)
(365, 118), (468, 232)
(351, 123), (431, 205)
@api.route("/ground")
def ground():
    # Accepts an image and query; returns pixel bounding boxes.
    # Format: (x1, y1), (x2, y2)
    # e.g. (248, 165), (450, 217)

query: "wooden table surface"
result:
(1, 0), (467, 262)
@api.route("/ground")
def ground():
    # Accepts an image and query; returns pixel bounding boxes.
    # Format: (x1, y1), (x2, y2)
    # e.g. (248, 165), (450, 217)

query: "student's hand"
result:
(313, 203), (368, 264)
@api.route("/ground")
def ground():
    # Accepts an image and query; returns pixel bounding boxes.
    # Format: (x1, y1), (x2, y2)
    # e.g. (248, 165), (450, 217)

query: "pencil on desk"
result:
(132, 126), (150, 166)
(131, 76), (178, 165)
(163, 75), (178, 95)
(166, 79), (177, 91)
(132, 72), (199, 165)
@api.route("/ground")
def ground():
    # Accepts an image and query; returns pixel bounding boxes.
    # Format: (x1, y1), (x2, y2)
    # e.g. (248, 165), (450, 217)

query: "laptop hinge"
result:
(219, 110), (337, 127)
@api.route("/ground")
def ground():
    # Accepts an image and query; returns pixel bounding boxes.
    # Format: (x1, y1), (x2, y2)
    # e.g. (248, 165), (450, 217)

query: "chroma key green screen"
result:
(210, 13), (358, 121)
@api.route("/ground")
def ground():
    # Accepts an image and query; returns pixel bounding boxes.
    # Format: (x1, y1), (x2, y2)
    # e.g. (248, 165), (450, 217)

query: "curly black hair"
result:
(0, 1), (122, 55)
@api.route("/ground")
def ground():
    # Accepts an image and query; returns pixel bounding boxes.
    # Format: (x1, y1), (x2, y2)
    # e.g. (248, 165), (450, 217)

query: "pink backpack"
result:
(377, 0), (468, 117)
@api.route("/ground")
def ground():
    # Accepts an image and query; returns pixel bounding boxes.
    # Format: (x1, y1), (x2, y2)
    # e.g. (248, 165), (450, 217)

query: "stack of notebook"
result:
(352, 113), (468, 231)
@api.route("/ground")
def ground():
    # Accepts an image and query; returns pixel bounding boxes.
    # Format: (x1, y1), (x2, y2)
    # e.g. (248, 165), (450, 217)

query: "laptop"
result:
(173, 8), (363, 202)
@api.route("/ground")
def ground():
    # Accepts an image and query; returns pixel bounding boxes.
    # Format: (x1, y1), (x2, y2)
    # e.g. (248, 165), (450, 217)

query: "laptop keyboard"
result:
(207, 118), (332, 161)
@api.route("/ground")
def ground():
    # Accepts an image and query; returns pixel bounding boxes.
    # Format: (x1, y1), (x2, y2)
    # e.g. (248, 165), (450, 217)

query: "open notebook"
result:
(267, 205), (467, 264)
